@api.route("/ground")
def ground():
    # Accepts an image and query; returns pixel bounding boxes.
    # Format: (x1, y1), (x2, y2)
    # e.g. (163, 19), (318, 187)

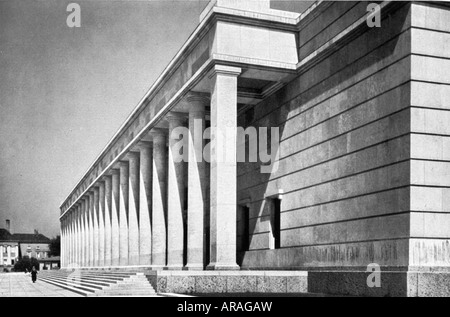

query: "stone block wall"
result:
(146, 271), (307, 294)
(408, 2), (450, 269)
(238, 1), (414, 270)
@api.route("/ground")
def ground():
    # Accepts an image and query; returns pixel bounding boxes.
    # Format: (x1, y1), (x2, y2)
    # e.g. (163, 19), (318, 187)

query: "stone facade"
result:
(1, 225), (51, 267)
(60, 1), (450, 296)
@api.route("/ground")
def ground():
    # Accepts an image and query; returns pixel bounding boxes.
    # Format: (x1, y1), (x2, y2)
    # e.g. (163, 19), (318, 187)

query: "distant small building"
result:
(0, 220), (52, 269)
(0, 229), (19, 267)
(39, 256), (60, 270)
(15, 231), (51, 260)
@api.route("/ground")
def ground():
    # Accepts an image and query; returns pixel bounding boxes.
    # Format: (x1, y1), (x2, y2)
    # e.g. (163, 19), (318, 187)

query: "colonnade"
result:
(61, 65), (241, 271)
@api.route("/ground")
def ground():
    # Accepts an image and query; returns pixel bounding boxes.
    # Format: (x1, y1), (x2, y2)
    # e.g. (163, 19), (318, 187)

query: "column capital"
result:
(136, 140), (153, 150)
(166, 111), (187, 123)
(208, 65), (241, 79)
(150, 128), (168, 145)
(94, 179), (104, 186)
(124, 151), (139, 161)
(150, 127), (168, 136)
(185, 92), (210, 110)
(109, 167), (120, 175)
(118, 160), (129, 168)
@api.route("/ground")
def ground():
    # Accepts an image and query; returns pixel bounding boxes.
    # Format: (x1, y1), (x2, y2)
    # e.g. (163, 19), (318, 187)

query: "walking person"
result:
(31, 266), (38, 283)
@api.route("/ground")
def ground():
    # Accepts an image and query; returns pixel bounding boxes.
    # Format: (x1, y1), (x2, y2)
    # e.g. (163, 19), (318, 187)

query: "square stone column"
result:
(61, 218), (65, 268)
(68, 212), (73, 266)
(73, 210), (77, 266)
(207, 65), (241, 270)
(111, 169), (121, 267)
(65, 213), (69, 266)
(88, 192), (95, 267)
(79, 197), (86, 267)
(59, 222), (62, 268)
(151, 129), (168, 269)
(82, 197), (90, 267)
(72, 208), (77, 267)
(67, 216), (70, 267)
(98, 182), (106, 267)
(65, 219), (68, 268)
(85, 194), (92, 267)
(119, 161), (129, 266)
(93, 188), (100, 267)
(167, 113), (187, 270)
(103, 175), (113, 267)
(71, 212), (75, 267)
(76, 204), (82, 267)
(78, 203), (83, 267)
(127, 152), (140, 266)
(185, 93), (209, 270)
(137, 141), (153, 266)
(71, 208), (75, 267)
(74, 210), (78, 266)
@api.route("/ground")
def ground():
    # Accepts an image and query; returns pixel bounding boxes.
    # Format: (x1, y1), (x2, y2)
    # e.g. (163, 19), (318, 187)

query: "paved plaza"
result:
(0, 273), (82, 297)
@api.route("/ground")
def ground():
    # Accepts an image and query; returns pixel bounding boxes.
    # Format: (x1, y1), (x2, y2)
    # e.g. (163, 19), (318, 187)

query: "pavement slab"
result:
(0, 273), (83, 297)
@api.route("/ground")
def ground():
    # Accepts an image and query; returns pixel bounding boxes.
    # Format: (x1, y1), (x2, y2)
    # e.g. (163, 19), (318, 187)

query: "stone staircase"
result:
(39, 270), (157, 297)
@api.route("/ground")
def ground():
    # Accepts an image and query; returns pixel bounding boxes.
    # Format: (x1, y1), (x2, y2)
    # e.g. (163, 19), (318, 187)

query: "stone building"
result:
(0, 234), (19, 267)
(15, 231), (51, 261)
(0, 220), (51, 268)
(59, 1), (450, 296)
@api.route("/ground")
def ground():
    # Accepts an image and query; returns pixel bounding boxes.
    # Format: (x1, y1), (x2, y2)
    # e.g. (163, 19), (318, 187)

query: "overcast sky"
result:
(0, 0), (311, 238)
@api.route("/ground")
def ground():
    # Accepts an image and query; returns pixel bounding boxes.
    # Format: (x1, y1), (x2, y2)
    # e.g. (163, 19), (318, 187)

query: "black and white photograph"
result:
(1, 0), (450, 302)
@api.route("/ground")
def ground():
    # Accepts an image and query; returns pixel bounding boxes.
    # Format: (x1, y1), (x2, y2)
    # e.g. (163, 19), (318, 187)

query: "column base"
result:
(150, 265), (166, 271)
(184, 263), (204, 271)
(206, 262), (240, 271)
(111, 259), (120, 267)
(139, 255), (151, 266)
(165, 264), (184, 270)
(119, 259), (128, 267)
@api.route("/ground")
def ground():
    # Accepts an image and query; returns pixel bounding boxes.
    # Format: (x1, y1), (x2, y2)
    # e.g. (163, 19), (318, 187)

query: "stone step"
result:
(42, 275), (113, 288)
(118, 277), (150, 283)
(40, 276), (103, 292)
(98, 290), (156, 296)
(66, 276), (123, 284)
(39, 278), (92, 297)
(103, 286), (155, 291)
(40, 275), (122, 284)
(88, 293), (158, 297)
(108, 284), (155, 290)
(40, 270), (155, 297)
(42, 272), (133, 282)
(63, 274), (127, 282)
(67, 272), (138, 278)
(39, 277), (96, 296)
(48, 271), (139, 278)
